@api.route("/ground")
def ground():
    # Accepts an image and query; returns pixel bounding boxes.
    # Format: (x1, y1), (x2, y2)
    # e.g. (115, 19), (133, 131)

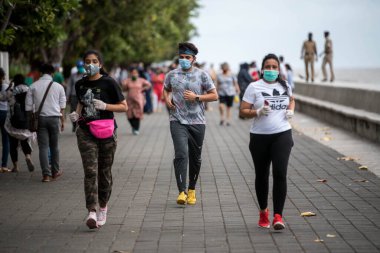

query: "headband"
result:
(179, 48), (196, 56)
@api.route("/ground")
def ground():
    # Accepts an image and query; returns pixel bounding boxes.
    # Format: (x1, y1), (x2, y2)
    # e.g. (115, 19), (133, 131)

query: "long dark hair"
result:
(82, 50), (108, 76)
(260, 53), (289, 96)
(12, 74), (25, 87)
(7, 74), (25, 92)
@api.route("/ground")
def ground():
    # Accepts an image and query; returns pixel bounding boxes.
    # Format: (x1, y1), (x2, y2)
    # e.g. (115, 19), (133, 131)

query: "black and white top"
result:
(75, 75), (124, 122)
(243, 79), (292, 134)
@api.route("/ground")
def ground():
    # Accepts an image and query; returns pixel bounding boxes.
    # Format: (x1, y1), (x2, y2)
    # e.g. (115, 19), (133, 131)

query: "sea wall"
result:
(294, 81), (380, 143)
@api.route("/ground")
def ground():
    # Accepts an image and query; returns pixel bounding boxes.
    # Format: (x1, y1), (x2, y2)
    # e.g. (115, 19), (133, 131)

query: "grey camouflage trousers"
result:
(76, 127), (117, 212)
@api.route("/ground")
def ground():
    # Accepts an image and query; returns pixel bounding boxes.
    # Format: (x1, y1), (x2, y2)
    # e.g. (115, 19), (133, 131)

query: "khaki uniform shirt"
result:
(303, 40), (317, 56)
(324, 38), (333, 54)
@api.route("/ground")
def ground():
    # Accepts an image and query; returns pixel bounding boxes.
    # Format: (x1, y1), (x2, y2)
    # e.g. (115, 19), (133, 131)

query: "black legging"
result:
(128, 117), (140, 131)
(9, 135), (32, 162)
(249, 130), (293, 216)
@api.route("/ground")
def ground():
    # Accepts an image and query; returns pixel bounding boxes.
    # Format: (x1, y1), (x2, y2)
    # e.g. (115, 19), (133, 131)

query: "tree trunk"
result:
(40, 48), (48, 62)
(49, 46), (63, 65)
(0, 2), (15, 33)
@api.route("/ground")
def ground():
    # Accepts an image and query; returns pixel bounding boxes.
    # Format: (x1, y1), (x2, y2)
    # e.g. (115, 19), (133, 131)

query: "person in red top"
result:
(122, 67), (151, 135)
(151, 68), (165, 112)
(25, 62), (41, 86)
(250, 61), (260, 81)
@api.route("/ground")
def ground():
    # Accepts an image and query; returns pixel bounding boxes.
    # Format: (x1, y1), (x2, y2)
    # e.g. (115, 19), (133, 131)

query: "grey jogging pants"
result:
(170, 121), (206, 193)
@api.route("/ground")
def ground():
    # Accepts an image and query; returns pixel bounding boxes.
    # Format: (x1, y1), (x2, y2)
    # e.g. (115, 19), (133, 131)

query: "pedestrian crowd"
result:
(4, 37), (341, 233)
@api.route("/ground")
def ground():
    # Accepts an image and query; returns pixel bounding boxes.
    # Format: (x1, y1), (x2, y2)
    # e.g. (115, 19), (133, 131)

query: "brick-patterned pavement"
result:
(0, 107), (379, 253)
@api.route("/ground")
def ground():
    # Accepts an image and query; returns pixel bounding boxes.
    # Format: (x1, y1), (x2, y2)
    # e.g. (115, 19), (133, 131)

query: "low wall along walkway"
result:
(294, 81), (380, 143)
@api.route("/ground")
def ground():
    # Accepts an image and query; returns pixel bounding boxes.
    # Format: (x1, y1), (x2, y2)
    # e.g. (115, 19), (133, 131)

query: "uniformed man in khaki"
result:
(301, 33), (318, 82)
(320, 31), (335, 82)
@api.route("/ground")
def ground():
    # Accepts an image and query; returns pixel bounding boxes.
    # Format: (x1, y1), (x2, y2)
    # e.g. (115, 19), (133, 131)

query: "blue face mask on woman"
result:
(263, 70), (279, 82)
(179, 59), (192, 70)
(85, 64), (100, 76)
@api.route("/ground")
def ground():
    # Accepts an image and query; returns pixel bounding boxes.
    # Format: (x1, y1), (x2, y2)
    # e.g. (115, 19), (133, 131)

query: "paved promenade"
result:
(0, 106), (379, 253)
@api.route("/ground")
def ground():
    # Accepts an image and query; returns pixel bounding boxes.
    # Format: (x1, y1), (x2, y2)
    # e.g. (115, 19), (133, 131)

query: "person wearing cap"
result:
(163, 42), (218, 205)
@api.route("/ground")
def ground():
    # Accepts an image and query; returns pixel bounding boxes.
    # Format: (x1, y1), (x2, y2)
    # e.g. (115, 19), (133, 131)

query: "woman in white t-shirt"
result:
(239, 54), (295, 231)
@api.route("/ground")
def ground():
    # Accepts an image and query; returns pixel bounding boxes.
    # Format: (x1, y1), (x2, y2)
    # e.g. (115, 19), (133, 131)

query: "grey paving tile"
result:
(0, 111), (380, 252)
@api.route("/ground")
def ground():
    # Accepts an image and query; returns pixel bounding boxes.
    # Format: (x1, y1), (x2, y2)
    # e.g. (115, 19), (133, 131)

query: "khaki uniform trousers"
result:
(322, 53), (335, 81)
(304, 54), (315, 81)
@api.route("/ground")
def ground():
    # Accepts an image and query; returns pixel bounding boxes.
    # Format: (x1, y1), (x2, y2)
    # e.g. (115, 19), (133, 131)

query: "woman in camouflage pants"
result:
(69, 50), (127, 229)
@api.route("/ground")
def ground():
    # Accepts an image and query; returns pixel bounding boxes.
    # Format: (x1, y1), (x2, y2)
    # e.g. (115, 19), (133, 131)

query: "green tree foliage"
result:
(0, 0), (80, 61)
(1, 0), (199, 68)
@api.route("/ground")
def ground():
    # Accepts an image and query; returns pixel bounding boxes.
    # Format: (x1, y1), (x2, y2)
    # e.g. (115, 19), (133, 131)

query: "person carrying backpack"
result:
(4, 74), (35, 173)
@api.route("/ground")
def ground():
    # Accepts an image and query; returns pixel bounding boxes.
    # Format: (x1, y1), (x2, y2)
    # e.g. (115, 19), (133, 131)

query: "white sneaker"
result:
(86, 211), (98, 229)
(97, 206), (107, 226)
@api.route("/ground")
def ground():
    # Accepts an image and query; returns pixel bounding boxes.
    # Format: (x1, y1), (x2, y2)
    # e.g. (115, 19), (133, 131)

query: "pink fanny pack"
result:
(87, 119), (115, 139)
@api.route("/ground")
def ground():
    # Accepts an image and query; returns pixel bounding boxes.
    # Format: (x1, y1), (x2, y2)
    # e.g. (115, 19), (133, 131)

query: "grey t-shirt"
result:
(217, 74), (236, 96)
(164, 67), (215, 125)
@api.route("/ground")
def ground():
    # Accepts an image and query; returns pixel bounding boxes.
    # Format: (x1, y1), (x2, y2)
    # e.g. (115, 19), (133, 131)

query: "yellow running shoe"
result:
(177, 191), (187, 205)
(187, 189), (196, 205)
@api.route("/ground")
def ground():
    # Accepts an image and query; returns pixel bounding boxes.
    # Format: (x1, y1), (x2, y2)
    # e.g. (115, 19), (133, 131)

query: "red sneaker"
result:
(273, 214), (285, 230)
(258, 209), (270, 228)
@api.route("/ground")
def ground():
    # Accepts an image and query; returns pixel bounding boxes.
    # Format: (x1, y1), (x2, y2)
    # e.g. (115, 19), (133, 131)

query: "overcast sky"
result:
(191, 0), (380, 72)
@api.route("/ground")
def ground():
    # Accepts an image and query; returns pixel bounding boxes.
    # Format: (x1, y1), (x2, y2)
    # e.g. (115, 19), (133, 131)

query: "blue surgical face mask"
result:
(179, 59), (192, 70)
(263, 70), (279, 82)
(85, 64), (100, 76)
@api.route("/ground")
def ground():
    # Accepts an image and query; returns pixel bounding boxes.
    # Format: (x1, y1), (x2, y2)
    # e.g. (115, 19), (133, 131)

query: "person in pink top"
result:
(122, 67), (151, 135)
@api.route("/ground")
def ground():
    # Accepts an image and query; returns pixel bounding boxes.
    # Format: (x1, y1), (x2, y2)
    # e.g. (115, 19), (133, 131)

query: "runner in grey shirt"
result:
(163, 42), (218, 206)
(164, 67), (215, 124)
(216, 62), (239, 126)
